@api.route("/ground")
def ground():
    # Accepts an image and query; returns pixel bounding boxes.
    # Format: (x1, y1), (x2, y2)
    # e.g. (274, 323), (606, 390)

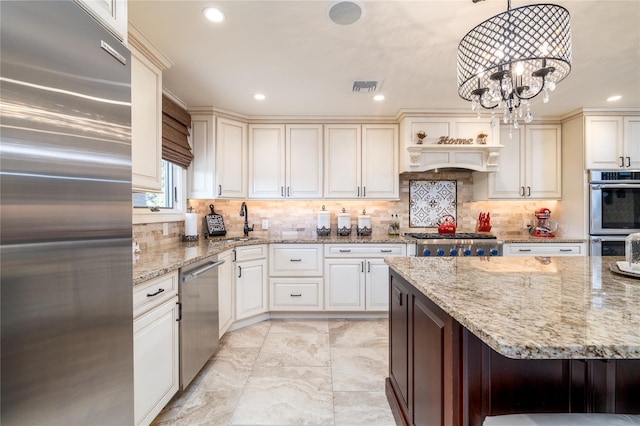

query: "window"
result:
(132, 160), (185, 224)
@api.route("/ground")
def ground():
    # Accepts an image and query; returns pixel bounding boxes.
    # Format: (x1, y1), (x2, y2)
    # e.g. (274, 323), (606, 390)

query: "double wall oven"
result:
(589, 170), (640, 256)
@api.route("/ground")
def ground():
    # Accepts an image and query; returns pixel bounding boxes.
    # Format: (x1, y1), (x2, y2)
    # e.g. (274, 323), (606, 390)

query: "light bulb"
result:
(515, 63), (525, 75)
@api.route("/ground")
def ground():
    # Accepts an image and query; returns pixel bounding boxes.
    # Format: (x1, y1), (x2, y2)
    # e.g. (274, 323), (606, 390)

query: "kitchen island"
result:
(385, 256), (640, 426)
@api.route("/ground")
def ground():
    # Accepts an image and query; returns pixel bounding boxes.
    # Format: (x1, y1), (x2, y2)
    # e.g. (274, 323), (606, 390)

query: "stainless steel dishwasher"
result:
(179, 255), (224, 390)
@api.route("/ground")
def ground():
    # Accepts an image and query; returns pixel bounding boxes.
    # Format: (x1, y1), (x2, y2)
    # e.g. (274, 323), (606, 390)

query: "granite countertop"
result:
(385, 256), (640, 360)
(133, 232), (409, 285)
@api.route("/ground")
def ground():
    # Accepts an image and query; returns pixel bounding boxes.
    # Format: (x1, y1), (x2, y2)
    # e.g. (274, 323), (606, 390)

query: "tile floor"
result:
(152, 318), (396, 426)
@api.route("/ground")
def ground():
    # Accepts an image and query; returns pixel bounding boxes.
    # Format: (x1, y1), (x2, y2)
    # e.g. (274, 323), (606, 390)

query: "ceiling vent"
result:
(352, 80), (381, 93)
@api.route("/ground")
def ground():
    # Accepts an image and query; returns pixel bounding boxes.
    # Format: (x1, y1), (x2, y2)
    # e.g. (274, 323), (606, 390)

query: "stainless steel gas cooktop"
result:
(404, 233), (503, 257)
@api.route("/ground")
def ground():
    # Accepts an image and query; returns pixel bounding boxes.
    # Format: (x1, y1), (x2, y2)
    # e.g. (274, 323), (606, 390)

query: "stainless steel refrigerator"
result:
(1, 1), (134, 424)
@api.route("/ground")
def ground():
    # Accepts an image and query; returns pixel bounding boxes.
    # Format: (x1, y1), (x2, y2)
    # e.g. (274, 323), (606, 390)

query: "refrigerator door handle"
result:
(100, 40), (127, 65)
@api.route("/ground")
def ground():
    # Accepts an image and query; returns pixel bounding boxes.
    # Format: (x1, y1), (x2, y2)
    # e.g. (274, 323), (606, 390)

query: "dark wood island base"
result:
(386, 269), (640, 426)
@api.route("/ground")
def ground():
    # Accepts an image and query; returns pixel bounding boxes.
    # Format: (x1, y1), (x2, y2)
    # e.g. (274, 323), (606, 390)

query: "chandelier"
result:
(457, 1), (572, 132)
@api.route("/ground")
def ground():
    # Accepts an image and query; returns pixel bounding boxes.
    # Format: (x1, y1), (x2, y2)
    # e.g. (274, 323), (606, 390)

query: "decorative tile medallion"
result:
(409, 180), (457, 227)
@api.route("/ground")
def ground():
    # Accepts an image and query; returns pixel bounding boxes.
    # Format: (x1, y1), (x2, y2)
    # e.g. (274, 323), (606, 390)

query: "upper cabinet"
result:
(216, 118), (248, 199)
(188, 115), (216, 199)
(399, 116), (501, 172)
(129, 26), (172, 193)
(75, 0), (127, 43)
(248, 124), (323, 199)
(474, 124), (561, 200)
(324, 124), (399, 199)
(585, 115), (640, 169)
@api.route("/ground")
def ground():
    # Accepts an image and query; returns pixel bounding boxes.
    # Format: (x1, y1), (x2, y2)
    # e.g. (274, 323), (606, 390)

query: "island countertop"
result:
(385, 256), (640, 359)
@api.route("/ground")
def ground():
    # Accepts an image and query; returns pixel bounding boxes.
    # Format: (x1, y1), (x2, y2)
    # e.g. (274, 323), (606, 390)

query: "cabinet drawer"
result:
(235, 244), (267, 261)
(133, 271), (178, 318)
(269, 244), (323, 276)
(324, 244), (406, 258)
(270, 278), (323, 311)
(505, 243), (586, 257)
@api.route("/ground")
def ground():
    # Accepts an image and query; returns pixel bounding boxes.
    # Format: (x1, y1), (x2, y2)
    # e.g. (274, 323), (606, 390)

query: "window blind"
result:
(161, 95), (192, 169)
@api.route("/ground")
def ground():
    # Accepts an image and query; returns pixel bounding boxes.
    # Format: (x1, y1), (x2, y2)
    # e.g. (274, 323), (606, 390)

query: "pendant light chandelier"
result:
(457, 1), (572, 132)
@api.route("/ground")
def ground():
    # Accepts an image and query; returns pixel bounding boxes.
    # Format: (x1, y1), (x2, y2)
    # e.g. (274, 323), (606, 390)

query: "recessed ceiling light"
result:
(327, 1), (363, 25)
(254, 94), (266, 101)
(203, 7), (225, 23)
(607, 95), (622, 102)
(373, 94), (385, 101)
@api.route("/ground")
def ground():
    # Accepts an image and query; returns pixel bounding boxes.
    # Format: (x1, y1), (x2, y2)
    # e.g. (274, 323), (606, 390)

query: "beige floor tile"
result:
(334, 391), (396, 426)
(220, 320), (271, 349)
(331, 347), (389, 392)
(269, 319), (329, 334)
(229, 366), (334, 425)
(256, 332), (331, 367)
(329, 318), (389, 348)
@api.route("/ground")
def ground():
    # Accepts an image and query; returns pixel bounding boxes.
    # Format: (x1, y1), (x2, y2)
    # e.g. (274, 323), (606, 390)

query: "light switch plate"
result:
(262, 219), (269, 230)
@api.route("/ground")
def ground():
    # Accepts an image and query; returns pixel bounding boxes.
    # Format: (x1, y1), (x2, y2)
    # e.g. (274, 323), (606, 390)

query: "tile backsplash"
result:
(133, 170), (564, 247)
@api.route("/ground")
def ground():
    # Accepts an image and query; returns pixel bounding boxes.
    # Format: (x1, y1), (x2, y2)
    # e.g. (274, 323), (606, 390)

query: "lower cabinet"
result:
(218, 249), (234, 337)
(235, 245), (268, 320)
(324, 244), (406, 311)
(133, 272), (179, 426)
(269, 244), (324, 311)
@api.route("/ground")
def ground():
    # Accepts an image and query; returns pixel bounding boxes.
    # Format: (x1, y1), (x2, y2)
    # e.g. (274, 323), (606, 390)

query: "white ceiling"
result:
(128, 0), (640, 119)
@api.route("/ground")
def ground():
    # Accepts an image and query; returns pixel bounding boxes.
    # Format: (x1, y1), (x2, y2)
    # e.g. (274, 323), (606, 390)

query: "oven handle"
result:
(591, 184), (640, 190)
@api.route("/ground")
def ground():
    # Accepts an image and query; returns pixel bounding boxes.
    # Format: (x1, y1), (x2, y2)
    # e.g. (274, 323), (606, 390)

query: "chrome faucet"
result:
(239, 202), (253, 237)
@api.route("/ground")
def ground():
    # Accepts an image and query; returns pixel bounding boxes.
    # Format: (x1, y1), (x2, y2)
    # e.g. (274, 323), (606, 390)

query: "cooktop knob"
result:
(476, 248), (486, 256)
(450, 248), (458, 256)
(422, 249), (431, 256)
(490, 248), (499, 256)
(436, 248), (445, 256)
(463, 249), (472, 256)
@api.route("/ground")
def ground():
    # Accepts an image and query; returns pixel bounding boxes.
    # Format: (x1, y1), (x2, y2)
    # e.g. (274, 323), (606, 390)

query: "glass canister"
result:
(625, 233), (640, 270)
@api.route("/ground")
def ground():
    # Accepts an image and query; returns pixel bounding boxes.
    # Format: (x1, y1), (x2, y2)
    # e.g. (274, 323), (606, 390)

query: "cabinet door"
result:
(131, 46), (163, 192)
(526, 125), (561, 199)
(324, 124), (361, 198)
(362, 124), (399, 199)
(389, 275), (410, 416)
(76, 0), (127, 42)
(585, 116), (624, 169)
(624, 117), (640, 168)
(488, 127), (524, 198)
(216, 118), (247, 198)
(366, 258), (389, 310)
(324, 258), (365, 310)
(218, 250), (234, 337)
(188, 115), (216, 199)
(236, 258), (267, 320)
(248, 124), (285, 199)
(287, 124), (323, 199)
(134, 296), (179, 426)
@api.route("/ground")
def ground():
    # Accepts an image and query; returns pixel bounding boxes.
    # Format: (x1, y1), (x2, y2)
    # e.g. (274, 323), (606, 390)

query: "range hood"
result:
(405, 144), (503, 172)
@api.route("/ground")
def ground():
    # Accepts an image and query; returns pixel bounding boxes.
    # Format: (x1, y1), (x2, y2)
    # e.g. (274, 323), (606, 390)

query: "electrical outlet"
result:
(262, 219), (269, 230)
(523, 219), (530, 229)
(162, 222), (169, 236)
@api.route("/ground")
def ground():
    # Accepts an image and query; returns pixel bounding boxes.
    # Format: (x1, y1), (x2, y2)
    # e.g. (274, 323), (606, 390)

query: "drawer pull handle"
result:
(290, 293), (302, 297)
(518, 249), (532, 252)
(559, 248), (573, 252)
(380, 249), (393, 253)
(147, 288), (165, 297)
(339, 249), (351, 253)
(290, 258), (302, 262)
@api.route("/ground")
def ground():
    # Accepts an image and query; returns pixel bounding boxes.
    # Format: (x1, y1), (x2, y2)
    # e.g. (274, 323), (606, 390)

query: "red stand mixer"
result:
(529, 207), (556, 238)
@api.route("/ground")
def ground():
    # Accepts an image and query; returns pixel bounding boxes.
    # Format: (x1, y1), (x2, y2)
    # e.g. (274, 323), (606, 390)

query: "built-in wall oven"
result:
(589, 170), (640, 255)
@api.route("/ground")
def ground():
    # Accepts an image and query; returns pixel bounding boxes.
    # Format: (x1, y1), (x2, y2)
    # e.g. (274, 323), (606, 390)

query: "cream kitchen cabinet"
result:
(475, 124), (561, 199)
(76, 0), (127, 43)
(323, 244), (406, 311)
(248, 124), (323, 199)
(216, 118), (248, 199)
(218, 249), (234, 337)
(324, 124), (399, 199)
(235, 244), (268, 319)
(269, 244), (323, 311)
(129, 26), (172, 193)
(504, 242), (586, 256)
(585, 116), (640, 169)
(188, 115), (216, 199)
(133, 271), (179, 426)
